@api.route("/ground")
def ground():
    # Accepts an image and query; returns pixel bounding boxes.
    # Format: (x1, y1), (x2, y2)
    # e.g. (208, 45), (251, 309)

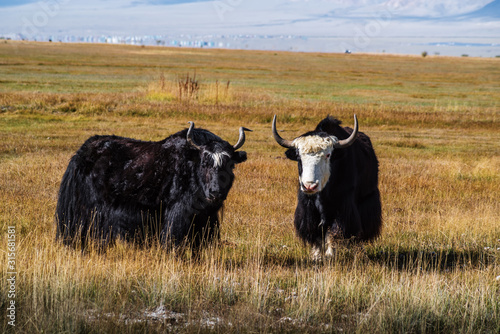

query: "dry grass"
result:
(0, 41), (499, 333)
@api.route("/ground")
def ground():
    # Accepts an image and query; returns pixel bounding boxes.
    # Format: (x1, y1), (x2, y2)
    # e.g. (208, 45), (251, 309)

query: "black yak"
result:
(56, 122), (250, 250)
(272, 115), (381, 260)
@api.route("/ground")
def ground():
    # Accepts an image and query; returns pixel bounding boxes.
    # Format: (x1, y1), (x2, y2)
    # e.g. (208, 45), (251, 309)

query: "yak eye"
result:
(326, 153), (331, 159)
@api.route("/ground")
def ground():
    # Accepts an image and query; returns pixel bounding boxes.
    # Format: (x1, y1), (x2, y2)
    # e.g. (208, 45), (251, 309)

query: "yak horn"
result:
(272, 115), (295, 149)
(233, 127), (252, 150)
(186, 121), (202, 150)
(333, 114), (358, 149)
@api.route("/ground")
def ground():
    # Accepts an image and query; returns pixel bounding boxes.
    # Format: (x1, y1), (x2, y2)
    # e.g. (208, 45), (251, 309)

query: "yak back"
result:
(296, 116), (350, 143)
(314, 115), (375, 158)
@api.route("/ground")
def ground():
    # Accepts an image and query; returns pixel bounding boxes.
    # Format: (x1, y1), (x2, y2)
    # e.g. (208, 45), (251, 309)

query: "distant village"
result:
(2, 33), (498, 57)
(0, 33), (307, 50)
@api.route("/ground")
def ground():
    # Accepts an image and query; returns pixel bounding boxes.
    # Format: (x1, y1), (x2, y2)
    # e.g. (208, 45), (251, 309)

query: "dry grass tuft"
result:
(143, 72), (233, 105)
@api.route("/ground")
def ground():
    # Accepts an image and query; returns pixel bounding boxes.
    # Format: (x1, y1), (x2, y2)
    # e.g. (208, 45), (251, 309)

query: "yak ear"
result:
(233, 151), (247, 164)
(285, 148), (298, 161)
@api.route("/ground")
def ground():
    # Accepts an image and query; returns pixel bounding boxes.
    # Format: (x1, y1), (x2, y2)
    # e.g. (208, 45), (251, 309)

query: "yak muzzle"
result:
(301, 181), (319, 194)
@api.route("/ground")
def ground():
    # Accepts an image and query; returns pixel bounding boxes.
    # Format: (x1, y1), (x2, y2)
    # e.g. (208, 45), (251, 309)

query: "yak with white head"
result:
(277, 116), (358, 194)
(273, 115), (381, 260)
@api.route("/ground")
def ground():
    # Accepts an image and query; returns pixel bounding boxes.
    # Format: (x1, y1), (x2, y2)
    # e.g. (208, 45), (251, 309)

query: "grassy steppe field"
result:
(0, 41), (499, 333)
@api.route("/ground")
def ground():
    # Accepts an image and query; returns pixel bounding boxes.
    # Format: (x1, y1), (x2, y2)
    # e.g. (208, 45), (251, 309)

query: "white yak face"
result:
(292, 135), (337, 195)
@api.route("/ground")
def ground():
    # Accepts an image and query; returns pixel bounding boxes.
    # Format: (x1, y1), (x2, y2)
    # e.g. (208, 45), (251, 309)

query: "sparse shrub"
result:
(421, 51), (428, 58)
(178, 71), (200, 101)
(144, 71), (233, 105)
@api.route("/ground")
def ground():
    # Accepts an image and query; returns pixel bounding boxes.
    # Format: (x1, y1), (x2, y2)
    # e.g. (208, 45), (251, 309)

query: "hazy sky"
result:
(1, 0), (495, 35)
(0, 0), (498, 56)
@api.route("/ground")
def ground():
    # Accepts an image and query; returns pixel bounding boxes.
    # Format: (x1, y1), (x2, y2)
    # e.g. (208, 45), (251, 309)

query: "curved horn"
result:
(233, 127), (252, 150)
(333, 114), (358, 149)
(186, 121), (201, 150)
(272, 115), (295, 149)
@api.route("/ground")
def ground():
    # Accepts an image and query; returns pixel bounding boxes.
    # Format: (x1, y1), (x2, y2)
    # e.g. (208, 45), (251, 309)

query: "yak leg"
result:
(191, 213), (220, 249)
(311, 221), (326, 261)
(325, 220), (344, 258)
(325, 232), (334, 258)
(311, 242), (323, 262)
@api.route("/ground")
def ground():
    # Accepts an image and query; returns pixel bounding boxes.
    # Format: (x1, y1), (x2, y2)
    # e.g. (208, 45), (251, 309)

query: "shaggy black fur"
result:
(284, 116), (382, 247)
(56, 127), (247, 250)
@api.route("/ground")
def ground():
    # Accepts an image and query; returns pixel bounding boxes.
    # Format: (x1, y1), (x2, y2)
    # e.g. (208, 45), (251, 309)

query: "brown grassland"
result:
(0, 41), (499, 333)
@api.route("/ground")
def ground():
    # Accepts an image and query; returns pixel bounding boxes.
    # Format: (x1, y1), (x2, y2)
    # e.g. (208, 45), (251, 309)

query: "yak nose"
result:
(207, 191), (225, 203)
(302, 181), (319, 192)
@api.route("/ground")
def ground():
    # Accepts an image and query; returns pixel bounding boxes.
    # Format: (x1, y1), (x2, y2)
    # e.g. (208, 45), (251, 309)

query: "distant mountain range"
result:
(379, 0), (494, 17)
(465, 0), (500, 18)
(303, 0), (495, 18)
(0, 0), (498, 57)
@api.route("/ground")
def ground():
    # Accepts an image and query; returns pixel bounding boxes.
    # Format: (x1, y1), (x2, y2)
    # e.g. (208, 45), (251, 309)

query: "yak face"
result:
(185, 123), (249, 207)
(285, 134), (337, 195)
(274, 115), (359, 196)
(198, 143), (247, 205)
